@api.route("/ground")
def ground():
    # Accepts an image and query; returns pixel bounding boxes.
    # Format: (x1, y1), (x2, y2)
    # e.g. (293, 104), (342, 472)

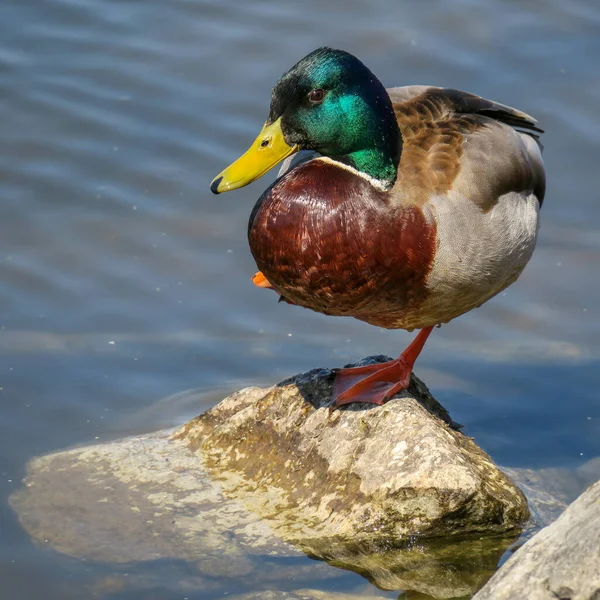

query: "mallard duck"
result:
(210, 47), (545, 409)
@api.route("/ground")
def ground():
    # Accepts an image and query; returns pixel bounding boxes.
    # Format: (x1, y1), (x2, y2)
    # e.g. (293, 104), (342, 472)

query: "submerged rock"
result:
(9, 430), (298, 567)
(226, 591), (391, 600)
(10, 358), (532, 599)
(503, 459), (600, 528)
(177, 357), (530, 549)
(473, 479), (600, 600)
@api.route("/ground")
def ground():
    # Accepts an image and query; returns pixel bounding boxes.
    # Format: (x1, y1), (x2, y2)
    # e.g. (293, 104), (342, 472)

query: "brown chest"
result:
(247, 161), (437, 327)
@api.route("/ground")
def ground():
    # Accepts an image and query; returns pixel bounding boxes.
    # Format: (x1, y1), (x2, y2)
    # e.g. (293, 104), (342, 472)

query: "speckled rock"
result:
(473, 479), (600, 600)
(176, 357), (530, 550)
(10, 357), (538, 599)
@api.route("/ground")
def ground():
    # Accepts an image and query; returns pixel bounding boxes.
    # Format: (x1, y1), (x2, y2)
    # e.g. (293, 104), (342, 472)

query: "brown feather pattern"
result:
(248, 160), (436, 328)
(390, 88), (544, 210)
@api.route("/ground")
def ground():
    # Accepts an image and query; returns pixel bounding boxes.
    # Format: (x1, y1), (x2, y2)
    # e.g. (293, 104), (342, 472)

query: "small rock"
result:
(473, 479), (600, 600)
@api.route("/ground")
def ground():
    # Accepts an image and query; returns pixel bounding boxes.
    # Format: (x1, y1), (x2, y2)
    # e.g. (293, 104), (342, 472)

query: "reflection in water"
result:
(321, 534), (518, 598)
(1, 0), (599, 597)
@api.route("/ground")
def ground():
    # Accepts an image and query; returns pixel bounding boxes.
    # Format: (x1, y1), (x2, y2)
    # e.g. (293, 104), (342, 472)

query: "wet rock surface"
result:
(473, 478), (600, 600)
(10, 358), (540, 598)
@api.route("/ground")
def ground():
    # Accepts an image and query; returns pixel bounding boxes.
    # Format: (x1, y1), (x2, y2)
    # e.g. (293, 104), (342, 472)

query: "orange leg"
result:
(332, 326), (434, 410)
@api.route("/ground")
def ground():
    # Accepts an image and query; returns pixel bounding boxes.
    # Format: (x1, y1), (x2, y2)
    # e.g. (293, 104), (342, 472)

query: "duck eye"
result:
(308, 88), (325, 104)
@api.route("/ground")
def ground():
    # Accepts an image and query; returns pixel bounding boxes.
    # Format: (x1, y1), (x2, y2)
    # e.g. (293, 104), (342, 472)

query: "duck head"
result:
(210, 47), (401, 194)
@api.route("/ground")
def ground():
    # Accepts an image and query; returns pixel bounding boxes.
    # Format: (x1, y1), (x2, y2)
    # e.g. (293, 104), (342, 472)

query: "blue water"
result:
(1, 0), (599, 597)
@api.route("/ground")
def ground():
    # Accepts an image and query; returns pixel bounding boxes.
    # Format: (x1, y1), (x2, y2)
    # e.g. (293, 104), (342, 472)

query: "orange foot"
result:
(332, 326), (434, 410)
(252, 271), (273, 289)
(252, 271), (297, 305)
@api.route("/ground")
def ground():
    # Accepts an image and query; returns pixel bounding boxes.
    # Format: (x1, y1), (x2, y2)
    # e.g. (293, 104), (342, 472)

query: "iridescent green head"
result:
(211, 48), (402, 194)
(271, 47), (401, 186)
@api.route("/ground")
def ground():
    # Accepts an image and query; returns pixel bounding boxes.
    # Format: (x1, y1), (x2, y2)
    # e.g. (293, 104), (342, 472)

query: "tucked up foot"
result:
(331, 326), (434, 410)
(252, 270), (297, 305)
(252, 271), (273, 288)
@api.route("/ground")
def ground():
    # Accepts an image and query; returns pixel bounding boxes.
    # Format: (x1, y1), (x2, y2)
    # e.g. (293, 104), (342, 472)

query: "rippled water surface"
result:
(1, 0), (600, 598)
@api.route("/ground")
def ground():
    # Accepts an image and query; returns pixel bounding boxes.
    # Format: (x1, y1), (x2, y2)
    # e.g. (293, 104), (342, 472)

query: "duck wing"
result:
(387, 86), (545, 208)
(387, 86), (543, 135)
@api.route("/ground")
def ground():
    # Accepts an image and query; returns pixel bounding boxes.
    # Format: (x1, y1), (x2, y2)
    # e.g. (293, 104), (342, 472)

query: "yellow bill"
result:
(210, 118), (298, 194)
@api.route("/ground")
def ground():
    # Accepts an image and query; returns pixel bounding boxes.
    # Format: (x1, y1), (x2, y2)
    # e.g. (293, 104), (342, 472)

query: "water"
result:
(1, 0), (599, 597)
